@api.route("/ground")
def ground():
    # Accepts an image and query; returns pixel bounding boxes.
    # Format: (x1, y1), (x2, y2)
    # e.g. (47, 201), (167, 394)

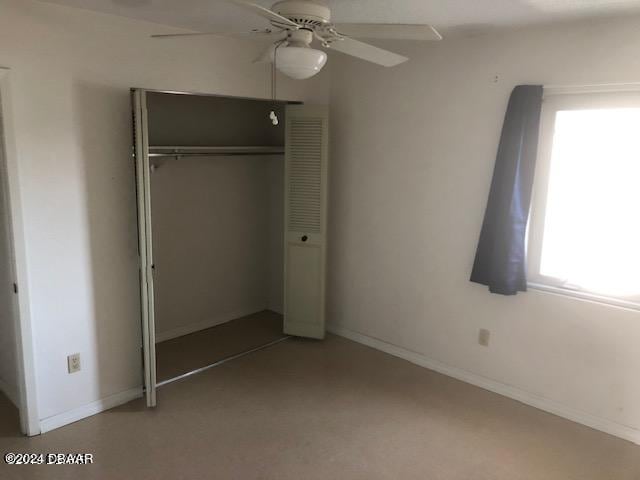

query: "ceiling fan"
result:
(152, 0), (442, 80)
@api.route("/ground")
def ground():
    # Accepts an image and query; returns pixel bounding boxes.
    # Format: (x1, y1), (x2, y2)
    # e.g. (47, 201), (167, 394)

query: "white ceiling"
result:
(41, 0), (640, 35)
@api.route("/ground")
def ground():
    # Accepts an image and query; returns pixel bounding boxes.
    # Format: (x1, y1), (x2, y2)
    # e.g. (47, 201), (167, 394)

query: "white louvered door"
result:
(283, 105), (329, 339)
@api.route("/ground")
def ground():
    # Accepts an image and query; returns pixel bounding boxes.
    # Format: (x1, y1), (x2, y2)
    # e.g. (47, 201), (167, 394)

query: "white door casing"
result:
(0, 67), (39, 435)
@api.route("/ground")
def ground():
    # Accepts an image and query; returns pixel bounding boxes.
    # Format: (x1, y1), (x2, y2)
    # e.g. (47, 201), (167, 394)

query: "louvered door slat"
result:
(288, 117), (323, 233)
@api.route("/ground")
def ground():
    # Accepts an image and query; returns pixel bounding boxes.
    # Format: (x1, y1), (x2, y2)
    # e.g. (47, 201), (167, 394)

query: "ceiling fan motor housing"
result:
(287, 29), (314, 47)
(271, 0), (331, 28)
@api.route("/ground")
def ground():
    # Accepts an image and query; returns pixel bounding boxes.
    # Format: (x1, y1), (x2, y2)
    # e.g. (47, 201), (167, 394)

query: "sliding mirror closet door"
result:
(132, 89), (157, 407)
(284, 105), (329, 339)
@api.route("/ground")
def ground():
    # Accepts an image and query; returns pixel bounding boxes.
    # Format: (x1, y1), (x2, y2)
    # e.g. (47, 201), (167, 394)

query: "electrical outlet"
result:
(478, 329), (490, 347)
(67, 353), (81, 374)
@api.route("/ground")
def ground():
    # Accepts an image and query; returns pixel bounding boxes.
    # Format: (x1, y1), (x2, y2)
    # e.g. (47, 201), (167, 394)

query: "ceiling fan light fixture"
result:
(275, 45), (327, 80)
(152, 1), (441, 75)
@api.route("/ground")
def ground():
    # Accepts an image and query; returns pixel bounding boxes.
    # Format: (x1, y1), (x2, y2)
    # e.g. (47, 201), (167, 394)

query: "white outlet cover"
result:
(478, 329), (491, 347)
(67, 353), (81, 373)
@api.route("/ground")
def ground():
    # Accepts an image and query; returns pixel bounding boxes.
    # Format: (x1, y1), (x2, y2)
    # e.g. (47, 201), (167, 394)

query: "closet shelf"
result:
(149, 146), (285, 157)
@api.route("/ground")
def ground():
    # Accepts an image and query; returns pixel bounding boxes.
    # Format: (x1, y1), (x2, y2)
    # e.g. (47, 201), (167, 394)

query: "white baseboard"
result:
(155, 306), (267, 343)
(328, 324), (640, 446)
(0, 376), (19, 408)
(39, 387), (142, 434)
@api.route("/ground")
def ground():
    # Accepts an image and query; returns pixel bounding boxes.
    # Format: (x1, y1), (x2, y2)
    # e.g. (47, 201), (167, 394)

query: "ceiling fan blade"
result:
(226, 0), (300, 29)
(151, 29), (276, 39)
(326, 37), (408, 67)
(334, 24), (442, 41)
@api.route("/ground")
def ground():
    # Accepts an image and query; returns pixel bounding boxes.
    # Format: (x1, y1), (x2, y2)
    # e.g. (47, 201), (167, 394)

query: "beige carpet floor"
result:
(1, 334), (639, 479)
(156, 310), (284, 382)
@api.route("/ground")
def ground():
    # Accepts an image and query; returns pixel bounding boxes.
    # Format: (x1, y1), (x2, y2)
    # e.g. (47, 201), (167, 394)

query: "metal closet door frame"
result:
(132, 88), (157, 407)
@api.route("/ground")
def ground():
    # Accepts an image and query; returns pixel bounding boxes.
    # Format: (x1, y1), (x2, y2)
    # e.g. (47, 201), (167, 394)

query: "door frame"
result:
(0, 67), (40, 436)
(132, 89), (157, 407)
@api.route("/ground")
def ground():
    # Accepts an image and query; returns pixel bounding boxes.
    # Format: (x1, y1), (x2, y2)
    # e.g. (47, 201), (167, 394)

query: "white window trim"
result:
(544, 82), (640, 97)
(528, 282), (640, 312)
(527, 87), (640, 311)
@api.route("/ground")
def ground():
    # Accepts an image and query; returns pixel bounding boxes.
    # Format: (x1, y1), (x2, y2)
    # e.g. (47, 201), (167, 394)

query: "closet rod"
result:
(149, 152), (284, 158)
(149, 145), (285, 157)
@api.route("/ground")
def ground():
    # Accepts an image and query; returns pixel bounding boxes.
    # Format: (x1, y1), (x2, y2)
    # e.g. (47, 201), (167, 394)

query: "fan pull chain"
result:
(271, 44), (277, 100)
(269, 41), (284, 126)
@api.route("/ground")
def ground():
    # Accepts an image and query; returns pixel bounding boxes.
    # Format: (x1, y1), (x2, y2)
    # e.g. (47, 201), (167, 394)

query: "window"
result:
(528, 90), (640, 305)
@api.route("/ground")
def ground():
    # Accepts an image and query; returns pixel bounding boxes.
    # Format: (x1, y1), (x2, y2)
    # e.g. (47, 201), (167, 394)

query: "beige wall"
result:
(328, 17), (640, 435)
(0, 0), (327, 422)
(267, 156), (284, 314)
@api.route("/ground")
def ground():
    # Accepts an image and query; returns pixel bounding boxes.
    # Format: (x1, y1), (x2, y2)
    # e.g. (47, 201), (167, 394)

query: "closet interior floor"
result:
(156, 310), (284, 382)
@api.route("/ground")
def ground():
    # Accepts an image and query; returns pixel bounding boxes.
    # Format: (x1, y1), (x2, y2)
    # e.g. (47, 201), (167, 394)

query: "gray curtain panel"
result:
(470, 85), (544, 295)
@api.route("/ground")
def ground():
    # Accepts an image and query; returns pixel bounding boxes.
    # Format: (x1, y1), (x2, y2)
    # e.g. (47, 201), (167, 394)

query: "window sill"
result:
(527, 282), (640, 312)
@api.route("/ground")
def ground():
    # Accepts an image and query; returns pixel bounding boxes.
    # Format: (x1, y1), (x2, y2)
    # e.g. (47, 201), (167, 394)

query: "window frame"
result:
(527, 88), (640, 310)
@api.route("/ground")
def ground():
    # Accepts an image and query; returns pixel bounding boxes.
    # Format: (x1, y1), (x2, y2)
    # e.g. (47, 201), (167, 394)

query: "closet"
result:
(132, 89), (328, 407)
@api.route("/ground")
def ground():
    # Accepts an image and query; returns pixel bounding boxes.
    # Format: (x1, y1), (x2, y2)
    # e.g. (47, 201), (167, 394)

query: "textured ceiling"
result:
(41, 0), (640, 35)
